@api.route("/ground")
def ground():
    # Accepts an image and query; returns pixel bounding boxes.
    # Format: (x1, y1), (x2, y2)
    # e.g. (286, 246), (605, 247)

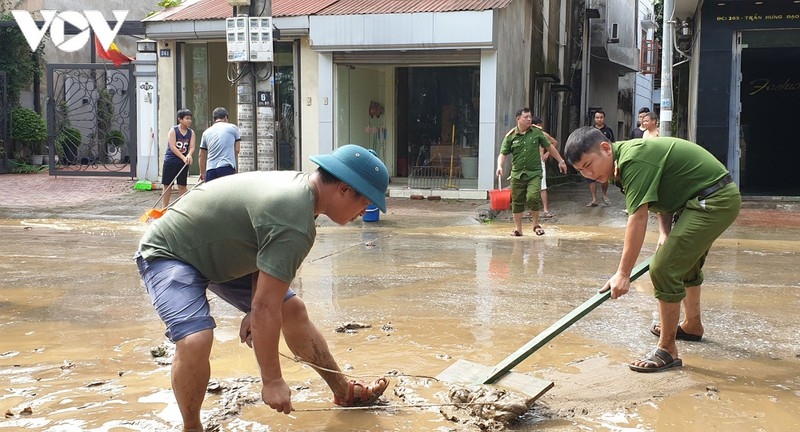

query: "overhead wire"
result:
(255, 62), (273, 82)
(227, 62), (250, 84)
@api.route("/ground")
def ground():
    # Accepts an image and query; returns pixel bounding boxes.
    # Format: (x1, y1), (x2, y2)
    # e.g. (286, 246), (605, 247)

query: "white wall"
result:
(299, 38), (319, 173)
(310, 11), (495, 51)
(588, 61), (621, 132)
(478, 50), (499, 191)
(602, 0), (639, 70)
(489, 0), (532, 189)
(155, 40), (176, 177)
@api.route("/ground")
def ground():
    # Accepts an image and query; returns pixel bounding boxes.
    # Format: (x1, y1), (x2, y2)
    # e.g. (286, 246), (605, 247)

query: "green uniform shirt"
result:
(139, 171), (316, 283)
(613, 137), (730, 214)
(499, 126), (550, 179)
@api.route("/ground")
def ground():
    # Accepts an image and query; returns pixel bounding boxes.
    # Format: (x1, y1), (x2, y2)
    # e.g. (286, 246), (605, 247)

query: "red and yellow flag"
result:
(94, 36), (134, 66)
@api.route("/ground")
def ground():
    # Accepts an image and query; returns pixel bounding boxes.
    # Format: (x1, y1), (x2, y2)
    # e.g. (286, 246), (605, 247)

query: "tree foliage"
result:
(0, 10), (46, 106)
(11, 106), (47, 146)
(653, 1), (664, 85)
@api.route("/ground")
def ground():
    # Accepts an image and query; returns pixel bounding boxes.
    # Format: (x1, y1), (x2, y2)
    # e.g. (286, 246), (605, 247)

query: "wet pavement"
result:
(1, 172), (799, 431)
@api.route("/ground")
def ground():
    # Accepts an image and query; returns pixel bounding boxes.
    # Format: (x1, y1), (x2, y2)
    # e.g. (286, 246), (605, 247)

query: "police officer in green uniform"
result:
(565, 127), (741, 373)
(496, 108), (568, 236)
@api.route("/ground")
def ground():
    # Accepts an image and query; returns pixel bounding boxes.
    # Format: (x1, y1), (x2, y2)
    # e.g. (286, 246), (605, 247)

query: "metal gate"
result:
(46, 63), (136, 177)
(0, 71), (9, 174)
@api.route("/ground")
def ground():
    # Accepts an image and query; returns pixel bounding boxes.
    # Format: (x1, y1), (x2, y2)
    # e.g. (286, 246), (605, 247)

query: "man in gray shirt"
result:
(199, 107), (241, 182)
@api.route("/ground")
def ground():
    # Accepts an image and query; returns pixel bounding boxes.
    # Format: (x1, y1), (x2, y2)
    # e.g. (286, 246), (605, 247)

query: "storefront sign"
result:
(716, 13), (800, 23)
(749, 78), (800, 96)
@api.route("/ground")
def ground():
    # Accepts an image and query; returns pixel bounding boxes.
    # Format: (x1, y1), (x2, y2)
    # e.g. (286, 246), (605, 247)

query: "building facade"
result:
(692, 0), (799, 196)
(143, 0), (572, 194)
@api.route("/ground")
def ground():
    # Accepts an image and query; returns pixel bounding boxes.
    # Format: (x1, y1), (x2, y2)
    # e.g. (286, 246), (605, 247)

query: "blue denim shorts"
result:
(205, 165), (236, 182)
(135, 254), (296, 342)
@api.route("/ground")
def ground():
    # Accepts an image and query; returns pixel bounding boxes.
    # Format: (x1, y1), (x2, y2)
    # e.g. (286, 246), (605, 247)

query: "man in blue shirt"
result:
(199, 107), (241, 182)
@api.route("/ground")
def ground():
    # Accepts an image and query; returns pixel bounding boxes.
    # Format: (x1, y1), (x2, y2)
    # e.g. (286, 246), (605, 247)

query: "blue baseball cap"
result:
(310, 144), (389, 212)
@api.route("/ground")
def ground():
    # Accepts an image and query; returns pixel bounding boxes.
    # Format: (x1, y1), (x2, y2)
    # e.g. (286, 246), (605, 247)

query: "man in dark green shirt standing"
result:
(496, 108), (568, 236)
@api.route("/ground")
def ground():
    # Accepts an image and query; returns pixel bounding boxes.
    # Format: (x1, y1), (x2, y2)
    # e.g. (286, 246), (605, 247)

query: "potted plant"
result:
(105, 129), (126, 162)
(106, 129), (125, 148)
(56, 126), (82, 165)
(10, 107), (48, 165)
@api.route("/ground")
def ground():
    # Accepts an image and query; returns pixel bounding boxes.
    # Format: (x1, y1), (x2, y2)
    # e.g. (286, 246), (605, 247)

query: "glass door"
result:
(182, 43), (234, 175)
(274, 41), (298, 170)
(183, 43), (208, 176)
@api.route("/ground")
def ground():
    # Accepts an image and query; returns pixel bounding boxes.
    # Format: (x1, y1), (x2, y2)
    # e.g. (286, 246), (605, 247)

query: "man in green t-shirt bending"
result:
(136, 145), (390, 430)
(565, 127), (741, 373)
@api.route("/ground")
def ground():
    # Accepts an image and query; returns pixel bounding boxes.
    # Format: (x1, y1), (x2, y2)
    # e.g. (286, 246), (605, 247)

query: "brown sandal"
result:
(510, 229), (522, 237)
(333, 377), (389, 407)
(533, 225), (545, 236)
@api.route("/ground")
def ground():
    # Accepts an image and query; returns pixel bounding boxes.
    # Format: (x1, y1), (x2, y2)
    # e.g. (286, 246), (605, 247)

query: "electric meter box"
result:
(248, 17), (273, 62)
(225, 16), (273, 63)
(226, 17), (249, 62)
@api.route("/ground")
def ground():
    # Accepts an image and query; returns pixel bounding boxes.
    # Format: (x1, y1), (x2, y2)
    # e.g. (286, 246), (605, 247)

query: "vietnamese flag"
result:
(94, 35), (134, 66)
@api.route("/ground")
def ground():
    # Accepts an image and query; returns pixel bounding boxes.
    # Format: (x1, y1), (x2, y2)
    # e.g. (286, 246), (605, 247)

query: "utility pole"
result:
(580, 6), (600, 127)
(252, 0), (275, 171)
(233, 0), (255, 172)
(659, 0), (674, 137)
(233, 0), (274, 172)
(579, 9), (590, 127)
(236, 49), (255, 171)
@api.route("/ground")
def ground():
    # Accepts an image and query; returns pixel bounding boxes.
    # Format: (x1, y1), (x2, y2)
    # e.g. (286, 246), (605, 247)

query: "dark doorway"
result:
(739, 46), (800, 195)
(396, 66), (479, 180)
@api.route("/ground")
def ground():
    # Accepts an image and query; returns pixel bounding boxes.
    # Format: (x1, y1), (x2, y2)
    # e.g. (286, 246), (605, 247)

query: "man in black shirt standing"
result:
(631, 107), (650, 139)
(585, 110), (614, 206)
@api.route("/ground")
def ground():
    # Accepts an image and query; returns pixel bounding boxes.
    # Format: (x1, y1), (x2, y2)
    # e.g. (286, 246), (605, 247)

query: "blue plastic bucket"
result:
(363, 204), (380, 222)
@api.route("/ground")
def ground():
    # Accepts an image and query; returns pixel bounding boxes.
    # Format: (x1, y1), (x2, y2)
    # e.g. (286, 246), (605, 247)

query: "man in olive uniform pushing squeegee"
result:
(564, 127), (741, 372)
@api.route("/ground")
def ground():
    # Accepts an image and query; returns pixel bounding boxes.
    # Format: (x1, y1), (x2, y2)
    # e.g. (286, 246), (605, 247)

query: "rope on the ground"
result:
(279, 351), (440, 381)
(293, 401), (494, 412)
(305, 234), (393, 264)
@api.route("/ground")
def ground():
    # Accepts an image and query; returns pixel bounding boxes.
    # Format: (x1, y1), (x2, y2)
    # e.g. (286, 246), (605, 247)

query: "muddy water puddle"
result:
(1, 218), (799, 431)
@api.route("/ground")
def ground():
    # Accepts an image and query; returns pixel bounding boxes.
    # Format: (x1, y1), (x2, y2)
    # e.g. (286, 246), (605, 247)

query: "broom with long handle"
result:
(138, 163), (188, 222)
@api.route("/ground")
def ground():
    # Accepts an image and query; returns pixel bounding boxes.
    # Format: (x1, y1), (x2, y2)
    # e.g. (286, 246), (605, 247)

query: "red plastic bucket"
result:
(489, 175), (511, 211)
(489, 189), (511, 211)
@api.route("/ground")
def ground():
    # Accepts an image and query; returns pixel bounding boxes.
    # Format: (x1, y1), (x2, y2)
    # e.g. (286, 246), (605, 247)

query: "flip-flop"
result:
(603, 198), (611, 204)
(650, 324), (703, 341)
(629, 348), (683, 373)
(510, 230), (522, 237)
(586, 202), (598, 207)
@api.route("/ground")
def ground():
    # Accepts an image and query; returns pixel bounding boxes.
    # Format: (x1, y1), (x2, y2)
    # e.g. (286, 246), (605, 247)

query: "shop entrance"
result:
(334, 57), (480, 185)
(396, 66), (480, 186)
(738, 30), (800, 195)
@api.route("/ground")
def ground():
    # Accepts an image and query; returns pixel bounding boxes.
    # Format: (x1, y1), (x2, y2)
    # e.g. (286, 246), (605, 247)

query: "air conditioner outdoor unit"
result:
(641, 14), (658, 31)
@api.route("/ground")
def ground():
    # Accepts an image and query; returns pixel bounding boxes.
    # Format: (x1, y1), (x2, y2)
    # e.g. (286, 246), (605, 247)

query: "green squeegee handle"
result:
(479, 255), (653, 385)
